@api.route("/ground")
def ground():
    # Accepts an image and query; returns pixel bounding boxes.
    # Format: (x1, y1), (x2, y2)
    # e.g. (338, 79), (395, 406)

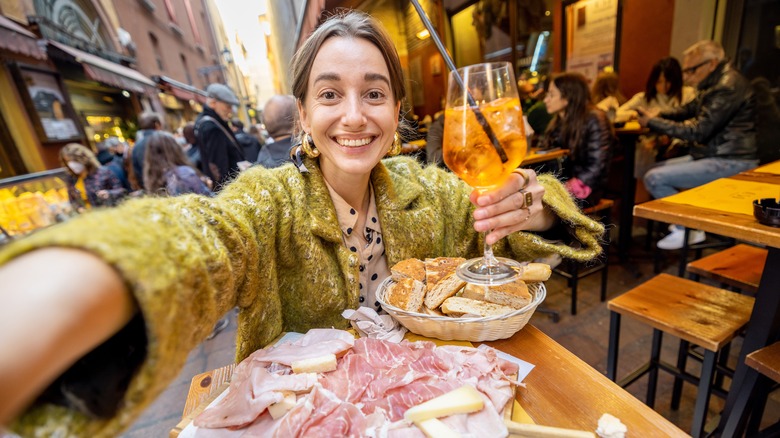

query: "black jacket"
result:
(195, 106), (246, 191)
(235, 132), (262, 163)
(256, 137), (293, 169)
(543, 108), (614, 204)
(648, 61), (756, 160)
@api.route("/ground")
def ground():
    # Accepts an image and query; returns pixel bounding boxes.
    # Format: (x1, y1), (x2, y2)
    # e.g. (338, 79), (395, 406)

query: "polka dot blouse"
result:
(324, 181), (390, 312)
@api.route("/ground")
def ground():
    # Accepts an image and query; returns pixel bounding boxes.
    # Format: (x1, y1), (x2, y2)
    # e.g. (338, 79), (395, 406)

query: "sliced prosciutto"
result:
(194, 368), (317, 429)
(244, 329), (355, 367)
(190, 329), (518, 437)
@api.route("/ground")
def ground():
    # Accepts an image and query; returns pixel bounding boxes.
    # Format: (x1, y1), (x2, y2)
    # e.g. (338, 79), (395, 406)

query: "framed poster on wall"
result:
(10, 64), (82, 143)
(563, 0), (621, 82)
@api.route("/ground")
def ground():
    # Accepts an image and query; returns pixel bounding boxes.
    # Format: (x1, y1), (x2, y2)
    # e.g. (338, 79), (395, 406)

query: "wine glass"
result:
(443, 62), (529, 285)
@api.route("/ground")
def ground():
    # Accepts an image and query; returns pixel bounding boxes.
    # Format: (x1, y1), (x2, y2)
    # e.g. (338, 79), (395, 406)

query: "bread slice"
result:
(390, 258), (426, 283)
(424, 257), (465, 292)
(424, 273), (466, 309)
(462, 280), (531, 309)
(518, 263), (552, 282)
(385, 277), (426, 312)
(440, 297), (515, 317)
(422, 305), (445, 317)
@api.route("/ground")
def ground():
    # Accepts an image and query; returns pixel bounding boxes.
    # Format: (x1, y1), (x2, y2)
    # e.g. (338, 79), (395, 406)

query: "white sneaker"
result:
(657, 228), (706, 250)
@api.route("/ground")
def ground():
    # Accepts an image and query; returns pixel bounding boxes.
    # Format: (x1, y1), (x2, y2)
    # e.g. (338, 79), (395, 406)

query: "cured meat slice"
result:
(194, 368), (316, 429)
(244, 329), (354, 367)
(319, 353), (375, 403)
(361, 377), (460, 421)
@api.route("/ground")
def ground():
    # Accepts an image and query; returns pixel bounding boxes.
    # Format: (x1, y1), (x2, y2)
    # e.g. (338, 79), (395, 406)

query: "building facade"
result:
(0, 0), (244, 176)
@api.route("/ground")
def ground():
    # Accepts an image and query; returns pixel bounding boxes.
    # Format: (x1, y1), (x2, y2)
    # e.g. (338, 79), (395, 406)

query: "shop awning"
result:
(155, 75), (208, 104)
(0, 16), (46, 60)
(48, 41), (156, 95)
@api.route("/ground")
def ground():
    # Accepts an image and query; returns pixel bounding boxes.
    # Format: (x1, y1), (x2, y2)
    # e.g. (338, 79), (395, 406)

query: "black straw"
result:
(409, 0), (508, 163)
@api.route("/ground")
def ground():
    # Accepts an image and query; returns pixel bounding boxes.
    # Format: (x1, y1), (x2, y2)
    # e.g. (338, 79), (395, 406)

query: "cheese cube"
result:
(404, 385), (484, 423)
(267, 392), (297, 419)
(416, 418), (462, 438)
(291, 354), (337, 374)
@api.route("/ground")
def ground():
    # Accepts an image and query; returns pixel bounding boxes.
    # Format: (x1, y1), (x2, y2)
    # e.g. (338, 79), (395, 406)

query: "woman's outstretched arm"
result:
(0, 248), (136, 425)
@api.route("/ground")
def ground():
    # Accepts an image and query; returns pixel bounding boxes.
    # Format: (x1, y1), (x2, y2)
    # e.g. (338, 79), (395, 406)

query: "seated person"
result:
(617, 57), (696, 179)
(639, 40), (758, 250)
(540, 72), (615, 207)
(591, 71), (626, 121)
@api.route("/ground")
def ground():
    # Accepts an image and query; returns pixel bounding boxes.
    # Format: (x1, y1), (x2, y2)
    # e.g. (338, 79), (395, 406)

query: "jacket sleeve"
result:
(574, 112), (613, 189)
(0, 173), (282, 435)
(506, 173), (605, 263)
(657, 97), (699, 122)
(616, 92), (644, 120)
(409, 161), (604, 264)
(649, 85), (742, 143)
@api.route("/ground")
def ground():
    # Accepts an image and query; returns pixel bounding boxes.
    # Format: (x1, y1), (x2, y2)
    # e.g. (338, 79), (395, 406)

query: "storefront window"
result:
(449, 0), (553, 77)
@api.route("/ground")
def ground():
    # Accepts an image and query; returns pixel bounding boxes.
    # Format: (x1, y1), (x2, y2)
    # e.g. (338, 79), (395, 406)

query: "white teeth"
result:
(337, 137), (373, 147)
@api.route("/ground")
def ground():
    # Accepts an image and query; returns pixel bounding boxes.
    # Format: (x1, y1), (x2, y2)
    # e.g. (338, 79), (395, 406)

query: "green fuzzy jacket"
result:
(1, 156), (604, 437)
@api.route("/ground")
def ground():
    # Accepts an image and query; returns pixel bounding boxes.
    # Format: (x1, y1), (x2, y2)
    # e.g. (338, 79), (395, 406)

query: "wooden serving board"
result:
(171, 333), (531, 437)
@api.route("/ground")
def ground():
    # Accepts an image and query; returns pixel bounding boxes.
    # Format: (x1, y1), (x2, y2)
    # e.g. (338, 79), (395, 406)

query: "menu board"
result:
(565, 0), (619, 82)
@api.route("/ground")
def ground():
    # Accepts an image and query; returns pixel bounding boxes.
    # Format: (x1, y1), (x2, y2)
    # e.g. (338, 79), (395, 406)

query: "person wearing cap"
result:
(196, 83), (248, 191)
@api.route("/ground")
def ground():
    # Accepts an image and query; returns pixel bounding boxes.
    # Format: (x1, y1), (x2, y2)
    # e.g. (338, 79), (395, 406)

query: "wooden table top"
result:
(745, 341), (780, 383)
(175, 325), (686, 437)
(522, 148), (567, 166)
(633, 172), (780, 248)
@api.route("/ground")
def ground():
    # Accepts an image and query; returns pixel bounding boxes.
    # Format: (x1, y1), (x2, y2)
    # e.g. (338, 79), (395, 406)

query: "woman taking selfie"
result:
(541, 72), (615, 206)
(0, 11), (604, 436)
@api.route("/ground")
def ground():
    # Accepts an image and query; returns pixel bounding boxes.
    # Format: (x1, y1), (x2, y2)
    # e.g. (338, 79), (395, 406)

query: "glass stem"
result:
(483, 230), (499, 270)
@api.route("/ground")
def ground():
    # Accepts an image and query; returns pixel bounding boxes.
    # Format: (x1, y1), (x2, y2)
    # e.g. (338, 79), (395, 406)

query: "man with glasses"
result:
(638, 40), (757, 250)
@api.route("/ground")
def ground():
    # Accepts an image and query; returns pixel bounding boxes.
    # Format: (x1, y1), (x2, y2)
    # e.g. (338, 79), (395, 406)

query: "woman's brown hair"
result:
(546, 72), (593, 152)
(143, 132), (200, 194)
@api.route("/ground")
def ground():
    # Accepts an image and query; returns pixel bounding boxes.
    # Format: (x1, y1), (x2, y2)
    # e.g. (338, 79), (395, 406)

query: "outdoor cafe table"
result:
(173, 324), (686, 437)
(633, 163), (780, 436)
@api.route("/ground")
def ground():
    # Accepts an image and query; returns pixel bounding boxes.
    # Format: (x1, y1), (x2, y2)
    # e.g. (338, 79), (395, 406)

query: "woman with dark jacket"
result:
(60, 143), (127, 209)
(541, 72), (615, 206)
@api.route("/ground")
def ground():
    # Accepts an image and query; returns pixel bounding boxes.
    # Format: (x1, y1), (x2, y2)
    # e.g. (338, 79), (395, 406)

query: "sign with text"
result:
(565, 0), (619, 82)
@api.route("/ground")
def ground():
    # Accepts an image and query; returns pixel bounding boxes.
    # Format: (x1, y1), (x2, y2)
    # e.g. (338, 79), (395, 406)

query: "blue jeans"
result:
(644, 155), (759, 199)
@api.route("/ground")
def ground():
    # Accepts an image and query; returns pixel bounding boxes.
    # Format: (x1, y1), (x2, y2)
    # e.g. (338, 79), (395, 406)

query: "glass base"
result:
(456, 257), (523, 286)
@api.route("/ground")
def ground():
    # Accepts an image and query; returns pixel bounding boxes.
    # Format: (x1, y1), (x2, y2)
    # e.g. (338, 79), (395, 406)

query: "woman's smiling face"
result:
(297, 36), (401, 181)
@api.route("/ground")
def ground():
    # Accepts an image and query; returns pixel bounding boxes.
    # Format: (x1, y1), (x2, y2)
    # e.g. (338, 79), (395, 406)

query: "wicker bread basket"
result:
(376, 276), (546, 342)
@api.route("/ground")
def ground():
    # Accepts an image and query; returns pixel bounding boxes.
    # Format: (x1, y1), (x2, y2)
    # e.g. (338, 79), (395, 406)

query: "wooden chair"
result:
(552, 198), (614, 316)
(607, 273), (754, 437)
(687, 243), (766, 294)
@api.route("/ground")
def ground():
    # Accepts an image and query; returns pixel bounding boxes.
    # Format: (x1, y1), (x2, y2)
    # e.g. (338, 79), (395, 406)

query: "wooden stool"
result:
(744, 342), (780, 436)
(687, 244), (767, 294)
(607, 273), (754, 438)
(552, 198), (614, 315)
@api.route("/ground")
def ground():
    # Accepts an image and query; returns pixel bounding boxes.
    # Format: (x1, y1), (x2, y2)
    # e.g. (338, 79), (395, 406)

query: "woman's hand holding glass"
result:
(442, 62), (530, 285)
(470, 169), (546, 245)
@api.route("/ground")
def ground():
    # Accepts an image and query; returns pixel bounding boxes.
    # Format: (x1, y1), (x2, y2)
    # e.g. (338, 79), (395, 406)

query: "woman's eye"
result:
(321, 91), (337, 100)
(367, 90), (385, 100)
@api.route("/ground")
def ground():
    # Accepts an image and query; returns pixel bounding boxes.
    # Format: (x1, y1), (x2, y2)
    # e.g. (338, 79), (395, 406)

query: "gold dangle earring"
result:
(301, 133), (319, 158)
(388, 132), (402, 156)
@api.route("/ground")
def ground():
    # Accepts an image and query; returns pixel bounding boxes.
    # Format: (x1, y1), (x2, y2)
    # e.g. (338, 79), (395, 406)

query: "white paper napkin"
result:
(341, 307), (407, 343)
